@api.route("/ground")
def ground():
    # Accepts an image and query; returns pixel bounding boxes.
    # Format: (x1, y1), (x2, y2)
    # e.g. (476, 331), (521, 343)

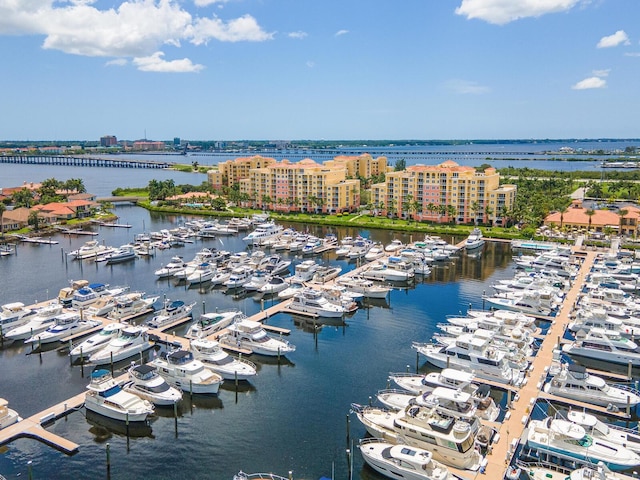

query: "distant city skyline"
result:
(0, 1), (639, 140)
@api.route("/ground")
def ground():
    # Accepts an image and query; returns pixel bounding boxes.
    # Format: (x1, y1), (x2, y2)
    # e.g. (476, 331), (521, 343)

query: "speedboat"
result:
(384, 239), (405, 253)
(122, 364), (182, 406)
(219, 319), (296, 356)
(544, 363), (640, 409)
(107, 292), (158, 321)
(24, 313), (100, 344)
(84, 369), (154, 422)
(258, 276), (289, 295)
(89, 325), (152, 365)
(146, 299), (195, 329)
(526, 417), (640, 471)
(0, 398), (21, 429)
(358, 437), (457, 480)
(69, 322), (125, 362)
(465, 228), (485, 250)
(289, 288), (347, 318)
(151, 349), (223, 395)
(0, 301), (38, 334)
(277, 280), (306, 300)
(185, 310), (245, 339)
(190, 338), (257, 381)
(3, 302), (64, 341)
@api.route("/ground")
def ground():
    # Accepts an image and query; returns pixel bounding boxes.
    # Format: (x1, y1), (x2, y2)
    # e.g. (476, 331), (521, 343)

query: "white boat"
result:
(185, 262), (216, 286)
(151, 349), (223, 395)
(146, 299), (195, 329)
(544, 363), (640, 409)
(335, 275), (391, 299)
(84, 296), (117, 318)
(233, 473), (291, 480)
(311, 266), (342, 283)
(277, 280), (306, 300)
(526, 417), (640, 471)
(3, 303), (64, 341)
(224, 265), (254, 289)
(243, 270), (270, 292)
(89, 325), (152, 365)
(219, 319), (296, 356)
(289, 260), (320, 283)
(521, 461), (638, 480)
(258, 255), (291, 276)
(190, 338), (257, 381)
(358, 437), (457, 480)
(185, 310), (245, 339)
(562, 327), (640, 366)
(71, 283), (110, 310)
(289, 288), (347, 318)
(69, 322), (125, 362)
(68, 240), (115, 260)
(0, 398), (21, 430)
(122, 363), (182, 406)
(465, 228), (485, 250)
(24, 313), (100, 344)
(154, 256), (187, 278)
(483, 289), (561, 317)
(389, 368), (479, 396)
(258, 276), (289, 295)
(0, 301), (38, 334)
(384, 239), (405, 253)
(103, 244), (137, 264)
(364, 245), (385, 262)
(363, 257), (415, 282)
(108, 292), (158, 321)
(84, 369), (154, 422)
(562, 410), (640, 454)
(350, 403), (488, 471)
(348, 239), (373, 260)
(242, 221), (283, 245)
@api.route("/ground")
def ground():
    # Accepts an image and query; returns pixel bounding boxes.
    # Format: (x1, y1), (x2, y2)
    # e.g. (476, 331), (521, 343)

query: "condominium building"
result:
(238, 159), (360, 213)
(324, 154), (390, 179)
(208, 155), (277, 190)
(371, 160), (516, 225)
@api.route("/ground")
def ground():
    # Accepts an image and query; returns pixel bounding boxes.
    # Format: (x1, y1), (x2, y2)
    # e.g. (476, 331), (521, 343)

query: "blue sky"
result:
(1, 0), (639, 141)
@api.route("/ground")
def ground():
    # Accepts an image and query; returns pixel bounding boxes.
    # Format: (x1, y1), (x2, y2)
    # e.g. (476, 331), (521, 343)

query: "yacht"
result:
(71, 283), (110, 310)
(358, 437), (457, 480)
(68, 240), (115, 260)
(483, 289), (561, 317)
(465, 228), (485, 250)
(0, 398), (21, 429)
(146, 299), (195, 329)
(242, 221), (283, 245)
(311, 266), (342, 284)
(108, 292), (158, 321)
(122, 364), (182, 406)
(84, 369), (154, 422)
(223, 265), (254, 289)
(185, 310), (245, 339)
(69, 322), (125, 362)
(258, 276), (289, 295)
(243, 270), (270, 292)
(562, 410), (640, 454)
(24, 313), (99, 344)
(562, 327), (640, 366)
(364, 244), (385, 262)
(3, 302), (64, 342)
(289, 260), (320, 283)
(151, 349), (223, 395)
(568, 308), (640, 338)
(258, 255), (291, 276)
(277, 280), (306, 300)
(84, 296), (117, 318)
(544, 363), (640, 409)
(384, 239), (405, 253)
(335, 275), (391, 299)
(154, 256), (187, 278)
(413, 333), (526, 386)
(103, 244), (137, 264)
(389, 368), (480, 396)
(363, 257), (415, 282)
(219, 319), (296, 356)
(89, 325), (152, 365)
(190, 338), (257, 381)
(526, 417), (640, 471)
(0, 301), (38, 334)
(350, 403), (487, 471)
(289, 288), (347, 318)
(185, 263), (216, 286)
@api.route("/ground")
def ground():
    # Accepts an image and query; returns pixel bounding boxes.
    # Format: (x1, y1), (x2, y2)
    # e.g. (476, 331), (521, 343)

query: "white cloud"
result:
(194, 0), (229, 6)
(190, 14), (274, 44)
(591, 69), (610, 77)
(335, 29), (349, 37)
(306, 61), (315, 68)
(571, 76), (606, 90)
(597, 30), (631, 48)
(624, 52), (640, 57)
(455, 0), (582, 25)
(105, 58), (128, 67)
(0, 0), (272, 71)
(445, 79), (490, 95)
(133, 51), (204, 72)
(288, 31), (307, 39)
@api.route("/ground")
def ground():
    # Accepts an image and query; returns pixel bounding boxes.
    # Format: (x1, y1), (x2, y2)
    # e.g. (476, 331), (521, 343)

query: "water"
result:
(0, 204), (517, 479)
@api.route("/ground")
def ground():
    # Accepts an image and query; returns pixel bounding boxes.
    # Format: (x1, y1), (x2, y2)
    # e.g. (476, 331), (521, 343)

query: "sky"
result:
(1, 0), (639, 141)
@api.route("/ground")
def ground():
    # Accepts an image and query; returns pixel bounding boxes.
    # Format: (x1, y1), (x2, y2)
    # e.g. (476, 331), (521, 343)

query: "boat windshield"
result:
(100, 385), (121, 397)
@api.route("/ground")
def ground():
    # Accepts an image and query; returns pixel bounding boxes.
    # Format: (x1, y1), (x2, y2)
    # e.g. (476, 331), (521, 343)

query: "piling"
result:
(110, 352), (114, 376)
(28, 460), (33, 480)
(415, 351), (419, 373)
(346, 413), (350, 445)
(106, 443), (111, 477)
(202, 301), (206, 315)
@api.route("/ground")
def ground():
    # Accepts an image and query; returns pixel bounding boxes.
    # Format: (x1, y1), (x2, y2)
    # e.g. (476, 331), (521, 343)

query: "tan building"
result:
(132, 141), (165, 151)
(544, 200), (640, 236)
(238, 158), (360, 213)
(208, 155), (277, 190)
(324, 154), (390, 179)
(371, 160), (516, 225)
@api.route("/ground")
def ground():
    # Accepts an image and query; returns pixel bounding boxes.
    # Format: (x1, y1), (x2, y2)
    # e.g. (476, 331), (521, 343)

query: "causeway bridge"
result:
(0, 155), (177, 169)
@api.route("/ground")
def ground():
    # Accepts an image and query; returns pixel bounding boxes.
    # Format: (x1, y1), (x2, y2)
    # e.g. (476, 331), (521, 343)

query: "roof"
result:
(544, 206), (637, 227)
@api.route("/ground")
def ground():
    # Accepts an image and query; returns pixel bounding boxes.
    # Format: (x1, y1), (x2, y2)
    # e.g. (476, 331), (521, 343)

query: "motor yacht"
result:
(335, 275), (391, 299)
(154, 256), (187, 278)
(526, 417), (640, 471)
(364, 244), (385, 262)
(311, 266), (342, 284)
(3, 302), (64, 342)
(24, 313), (100, 344)
(103, 244), (137, 264)
(146, 299), (195, 329)
(151, 349), (223, 395)
(289, 260), (320, 283)
(185, 263), (217, 286)
(543, 363), (640, 409)
(358, 437), (457, 480)
(89, 325), (152, 365)
(389, 368), (480, 396)
(243, 270), (270, 292)
(219, 319), (296, 356)
(289, 288), (347, 318)
(277, 280), (306, 300)
(224, 265), (254, 289)
(190, 338), (257, 381)
(69, 322), (125, 362)
(185, 310), (245, 339)
(242, 221), (283, 245)
(68, 240), (115, 260)
(0, 301), (38, 334)
(562, 327), (640, 366)
(562, 410), (640, 454)
(84, 296), (117, 318)
(0, 398), (21, 430)
(258, 276), (289, 295)
(122, 364), (182, 406)
(465, 228), (485, 250)
(384, 239), (405, 253)
(108, 292), (158, 321)
(258, 255), (291, 276)
(84, 369), (154, 422)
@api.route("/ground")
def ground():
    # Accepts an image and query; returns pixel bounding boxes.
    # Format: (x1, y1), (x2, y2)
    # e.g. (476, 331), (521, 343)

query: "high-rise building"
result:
(100, 135), (117, 147)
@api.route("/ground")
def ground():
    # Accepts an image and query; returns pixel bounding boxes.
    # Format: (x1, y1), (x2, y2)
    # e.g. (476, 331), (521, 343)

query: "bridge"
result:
(96, 196), (143, 204)
(0, 155), (177, 169)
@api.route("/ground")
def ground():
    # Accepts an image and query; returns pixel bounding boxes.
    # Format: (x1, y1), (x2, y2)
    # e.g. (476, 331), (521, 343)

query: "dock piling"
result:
(106, 443), (111, 477)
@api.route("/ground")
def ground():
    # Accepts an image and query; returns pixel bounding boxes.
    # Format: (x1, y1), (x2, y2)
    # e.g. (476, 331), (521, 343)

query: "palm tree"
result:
(585, 208), (596, 232)
(426, 202), (436, 221)
(618, 208), (629, 236)
(484, 205), (494, 226)
(28, 210), (41, 232)
(447, 205), (457, 224)
(0, 202), (5, 236)
(469, 201), (480, 225)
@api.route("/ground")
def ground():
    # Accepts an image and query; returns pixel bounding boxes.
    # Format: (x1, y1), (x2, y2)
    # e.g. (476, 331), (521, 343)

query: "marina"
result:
(2, 202), (640, 479)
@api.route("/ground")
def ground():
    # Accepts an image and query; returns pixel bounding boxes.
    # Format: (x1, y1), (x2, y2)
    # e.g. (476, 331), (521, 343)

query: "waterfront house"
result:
(544, 200), (640, 236)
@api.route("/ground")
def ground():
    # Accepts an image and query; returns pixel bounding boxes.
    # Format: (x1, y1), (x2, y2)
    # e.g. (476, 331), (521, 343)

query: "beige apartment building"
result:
(371, 160), (516, 225)
(208, 155), (277, 190)
(324, 153), (389, 179)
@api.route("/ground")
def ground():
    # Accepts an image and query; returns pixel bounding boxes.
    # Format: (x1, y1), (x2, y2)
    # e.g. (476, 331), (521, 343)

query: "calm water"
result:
(0, 204), (517, 480)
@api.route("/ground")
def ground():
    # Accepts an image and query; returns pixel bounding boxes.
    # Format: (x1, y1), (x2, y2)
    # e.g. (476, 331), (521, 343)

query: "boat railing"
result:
(236, 356), (257, 370)
(612, 382), (640, 397)
(514, 459), (572, 477)
(388, 371), (423, 379)
(377, 388), (413, 396)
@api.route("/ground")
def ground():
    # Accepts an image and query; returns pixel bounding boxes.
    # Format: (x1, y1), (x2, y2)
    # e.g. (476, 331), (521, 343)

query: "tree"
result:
(484, 205), (494, 225)
(12, 188), (34, 208)
(0, 202), (5, 235)
(28, 210), (41, 231)
(469, 201), (480, 225)
(426, 203), (436, 221)
(402, 194), (414, 220)
(65, 178), (86, 194)
(446, 205), (457, 223)
(585, 208), (596, 232)
(394, 158), (407, 171)
(618, 208), (629, 236)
